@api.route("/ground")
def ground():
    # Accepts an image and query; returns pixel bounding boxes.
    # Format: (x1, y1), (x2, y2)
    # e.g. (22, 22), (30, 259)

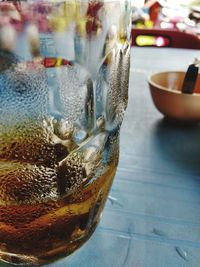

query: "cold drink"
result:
(0, 0), (131, 265)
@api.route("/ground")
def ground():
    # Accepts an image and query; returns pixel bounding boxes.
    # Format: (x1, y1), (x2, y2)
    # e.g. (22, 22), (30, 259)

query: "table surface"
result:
(2, 47), (200, 267)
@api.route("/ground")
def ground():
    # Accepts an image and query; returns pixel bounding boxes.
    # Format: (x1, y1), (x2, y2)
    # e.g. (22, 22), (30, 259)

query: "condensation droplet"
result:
(73, 129), (87, 144)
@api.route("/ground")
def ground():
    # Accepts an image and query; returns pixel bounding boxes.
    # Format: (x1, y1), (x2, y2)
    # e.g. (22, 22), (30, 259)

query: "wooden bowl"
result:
(148, 71), (200, 122)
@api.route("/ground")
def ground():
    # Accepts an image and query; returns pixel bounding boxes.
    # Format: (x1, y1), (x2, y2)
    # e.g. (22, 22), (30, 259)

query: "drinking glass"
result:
(0, 0), (131, 265)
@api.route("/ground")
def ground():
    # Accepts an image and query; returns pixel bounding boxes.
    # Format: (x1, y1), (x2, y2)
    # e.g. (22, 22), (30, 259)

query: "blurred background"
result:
(131, 0), (200, 47)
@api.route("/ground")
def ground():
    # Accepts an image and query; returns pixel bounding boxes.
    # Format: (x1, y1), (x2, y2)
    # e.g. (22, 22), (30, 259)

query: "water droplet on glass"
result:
(73, 129), (87, 144)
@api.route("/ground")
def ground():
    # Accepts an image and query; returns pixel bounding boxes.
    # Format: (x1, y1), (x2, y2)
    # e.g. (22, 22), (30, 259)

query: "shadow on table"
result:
(153, 118), (200, 175)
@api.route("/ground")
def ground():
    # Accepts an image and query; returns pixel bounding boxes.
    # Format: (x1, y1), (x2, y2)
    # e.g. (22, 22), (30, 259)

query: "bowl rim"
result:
(148, 71), (200, 96)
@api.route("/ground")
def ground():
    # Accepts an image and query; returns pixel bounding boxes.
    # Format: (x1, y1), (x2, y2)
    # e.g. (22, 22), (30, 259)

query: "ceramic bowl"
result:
(148, 71), (200, 122)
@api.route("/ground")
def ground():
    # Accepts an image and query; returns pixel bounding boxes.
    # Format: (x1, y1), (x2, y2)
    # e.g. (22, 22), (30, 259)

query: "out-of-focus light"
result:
(135, 35), (170, 47)
(0, 23), (16, 51)
(184, 18), (196, 27)
(156, 36), (165, 47)
(160, 21), (174, 29)
(176, 22), (187, 31)
(131, 0), (145, 8)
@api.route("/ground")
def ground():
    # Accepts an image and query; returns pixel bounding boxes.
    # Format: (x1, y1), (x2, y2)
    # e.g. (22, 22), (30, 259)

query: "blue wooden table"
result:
(2, 47), (200, 267)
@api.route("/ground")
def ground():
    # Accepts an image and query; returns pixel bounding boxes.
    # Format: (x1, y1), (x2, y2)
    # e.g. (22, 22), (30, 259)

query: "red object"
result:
(194, 77), (200, 94)
(145, 0), (162, 25)
(131, 28), (200, 49)
(86, 1), (103, 17)
(86, 1), (103, 36)
(42, 58), (72, 68)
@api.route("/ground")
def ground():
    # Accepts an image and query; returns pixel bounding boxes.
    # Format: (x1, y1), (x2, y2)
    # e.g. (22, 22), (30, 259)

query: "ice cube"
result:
(57, 132), (108, 196)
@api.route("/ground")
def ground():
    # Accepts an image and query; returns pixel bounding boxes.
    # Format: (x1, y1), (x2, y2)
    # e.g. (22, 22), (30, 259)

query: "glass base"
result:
(0, 223), (97, 266)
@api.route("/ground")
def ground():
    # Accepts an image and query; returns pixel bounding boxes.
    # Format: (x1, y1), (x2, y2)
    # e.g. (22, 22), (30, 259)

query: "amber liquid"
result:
(0, 114), (119, 266)
(0, 159), (117, 265)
